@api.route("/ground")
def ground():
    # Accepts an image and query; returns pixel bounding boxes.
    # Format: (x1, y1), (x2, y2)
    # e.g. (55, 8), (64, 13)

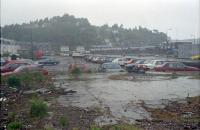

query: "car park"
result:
(154, 62), (200, 72)
(98, 62), (125, 72)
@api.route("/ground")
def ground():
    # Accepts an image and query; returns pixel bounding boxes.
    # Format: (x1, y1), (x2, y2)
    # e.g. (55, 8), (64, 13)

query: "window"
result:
(156, 61), (165, 65)
(176, 63), (185, 68)
(169, 63), (175, 68)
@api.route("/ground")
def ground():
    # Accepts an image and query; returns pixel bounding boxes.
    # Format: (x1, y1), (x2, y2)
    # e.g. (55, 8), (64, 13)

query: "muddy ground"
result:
(136, 96), (200, 130)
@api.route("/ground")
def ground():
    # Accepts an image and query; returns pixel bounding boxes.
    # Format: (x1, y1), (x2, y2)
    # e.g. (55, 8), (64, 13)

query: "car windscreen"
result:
(156, 61), (166, 65)
(135, 60), (145, 64)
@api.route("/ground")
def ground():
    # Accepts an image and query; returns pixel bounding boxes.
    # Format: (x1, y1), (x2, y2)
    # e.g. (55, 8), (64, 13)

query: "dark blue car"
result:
(37, 58), (59, 66)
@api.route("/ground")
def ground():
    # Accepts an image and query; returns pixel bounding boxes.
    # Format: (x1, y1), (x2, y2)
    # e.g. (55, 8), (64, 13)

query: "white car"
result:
(143, 60), (167, 69)
(72, 52), (85, 57)
(112, 57), (131, 66)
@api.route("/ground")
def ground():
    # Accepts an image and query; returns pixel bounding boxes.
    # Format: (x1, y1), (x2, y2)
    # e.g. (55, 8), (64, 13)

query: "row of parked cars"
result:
(85, 55), (200, 73)
(125, 59), (200, 73)
(0, 57), (60, 77)
(84, 55), (114, 64)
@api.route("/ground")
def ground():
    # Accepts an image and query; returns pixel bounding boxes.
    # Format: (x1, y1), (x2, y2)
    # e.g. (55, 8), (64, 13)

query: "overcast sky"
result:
(1, 0), (199, 39)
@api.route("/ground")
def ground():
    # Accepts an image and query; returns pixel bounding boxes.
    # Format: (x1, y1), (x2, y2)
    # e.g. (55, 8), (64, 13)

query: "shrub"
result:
(86, 69), (92, 74)
(70, 67), (81, 75)
(19, 73), (33, 86)
(59, 115), (69, 128)
(32, 72), (45, 82)
(30, 98), (48, 118)
(7, 121), (22, 130)
(7, 76), (21, 88)
(48, 84), (55, 91)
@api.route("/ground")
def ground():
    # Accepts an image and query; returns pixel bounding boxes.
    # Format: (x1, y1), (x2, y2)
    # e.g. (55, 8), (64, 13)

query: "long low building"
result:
(178, 44), (200, 59)
(0, 38), (21, 55)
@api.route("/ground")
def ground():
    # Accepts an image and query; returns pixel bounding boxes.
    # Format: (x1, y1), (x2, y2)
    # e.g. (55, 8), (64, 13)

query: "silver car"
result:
(98, 63), (125, 72)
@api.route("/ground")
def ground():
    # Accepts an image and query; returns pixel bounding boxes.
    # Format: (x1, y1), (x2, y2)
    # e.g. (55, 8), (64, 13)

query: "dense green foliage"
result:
(70, 67), (82, 75)
(30, 98), (48, 118)
(7, 76), (21, 88)
(2, 14), (167, 47)
(2, 72), (47, 88)
(7, 121), (22, 130)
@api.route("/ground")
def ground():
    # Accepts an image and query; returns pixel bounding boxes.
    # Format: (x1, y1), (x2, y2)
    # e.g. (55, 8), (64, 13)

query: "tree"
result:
(2, 14), (167, 47)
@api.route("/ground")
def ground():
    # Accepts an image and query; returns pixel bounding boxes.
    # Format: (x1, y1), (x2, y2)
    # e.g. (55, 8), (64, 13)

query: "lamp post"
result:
(166, 28), (172, 44)
(166, 28), (172, 59)
(190, 34), (195, 44)
(30, 29), (34, 60)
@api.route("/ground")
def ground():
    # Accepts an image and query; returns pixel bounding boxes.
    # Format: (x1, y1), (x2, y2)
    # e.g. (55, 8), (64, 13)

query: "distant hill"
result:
(1, 14), (167, 48)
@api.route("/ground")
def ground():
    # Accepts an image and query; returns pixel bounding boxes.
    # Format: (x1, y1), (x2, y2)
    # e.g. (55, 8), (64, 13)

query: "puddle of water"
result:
(56, 74), (200, 123)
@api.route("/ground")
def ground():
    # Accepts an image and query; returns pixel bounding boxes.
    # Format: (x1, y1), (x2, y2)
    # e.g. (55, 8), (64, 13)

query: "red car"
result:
(2, 65), (48, 77)
(154, 62), (200, 72)
(1, 60), (32, 73)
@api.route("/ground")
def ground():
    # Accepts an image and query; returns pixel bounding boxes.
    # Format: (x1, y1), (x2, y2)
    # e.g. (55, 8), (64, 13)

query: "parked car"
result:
(182, 60), (200, 69)
(141, 60), (167, 70)
(125, 60), (146, 73)
(112, 58), (129, 66)
(1, 60), (32, 73)
(154, 62), (200, 72)
(36, 58), (59, 65)
(98, 63), (125, 72)
(93, 57), (102, 63)
(72, 52), (85, 57)
(87, 55), (94, 62)
(124, 58), (135, 65)
(112, 57), (134, 66)
(2, 65), (48, 77)
(135, 60), (151, 71)
(104, 57), (114, 63)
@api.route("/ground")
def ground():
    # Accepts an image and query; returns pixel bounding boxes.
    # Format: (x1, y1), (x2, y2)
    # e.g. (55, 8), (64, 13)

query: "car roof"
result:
(7, 60), (27, 64)
(164, 61), (183, 64)
(14, 65), (38, 71)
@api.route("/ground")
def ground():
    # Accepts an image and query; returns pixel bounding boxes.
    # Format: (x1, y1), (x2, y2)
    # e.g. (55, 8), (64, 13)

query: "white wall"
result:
(1, 44), (21, 54)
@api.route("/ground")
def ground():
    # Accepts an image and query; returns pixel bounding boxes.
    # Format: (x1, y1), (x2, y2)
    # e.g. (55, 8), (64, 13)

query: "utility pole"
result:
(31, 29), (34, 60)
(166, 28), (172, 60)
